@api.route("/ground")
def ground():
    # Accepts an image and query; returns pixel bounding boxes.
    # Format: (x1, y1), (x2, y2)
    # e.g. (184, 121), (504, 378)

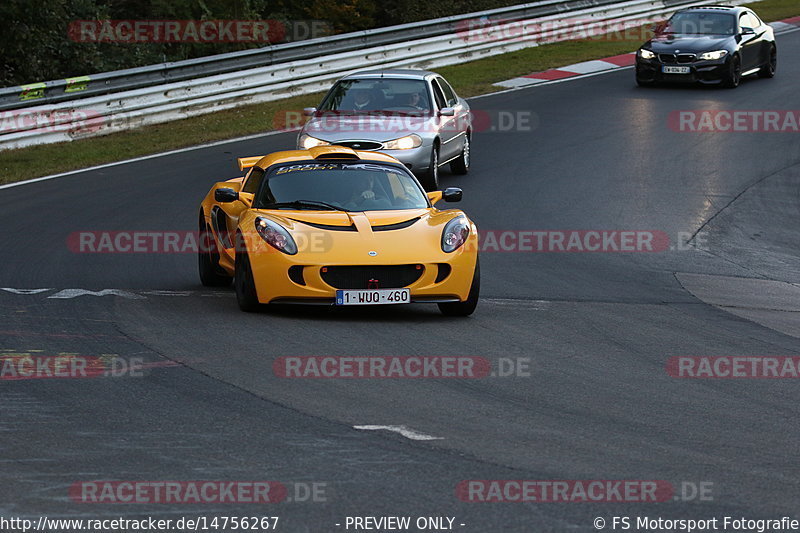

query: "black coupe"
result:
(635, 6), (777, 88)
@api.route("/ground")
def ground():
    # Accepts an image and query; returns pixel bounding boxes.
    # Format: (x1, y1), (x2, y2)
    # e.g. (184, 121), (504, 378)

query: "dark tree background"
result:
(0, 0), (526, 87)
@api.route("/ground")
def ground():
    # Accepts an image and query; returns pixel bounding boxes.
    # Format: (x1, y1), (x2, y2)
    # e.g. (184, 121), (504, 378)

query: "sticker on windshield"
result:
(273, 163), (401, 175)
(274, 163), (340, 174)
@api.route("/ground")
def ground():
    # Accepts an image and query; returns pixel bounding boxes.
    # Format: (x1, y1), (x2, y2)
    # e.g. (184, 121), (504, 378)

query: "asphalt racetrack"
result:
(1, 29), (799, 532)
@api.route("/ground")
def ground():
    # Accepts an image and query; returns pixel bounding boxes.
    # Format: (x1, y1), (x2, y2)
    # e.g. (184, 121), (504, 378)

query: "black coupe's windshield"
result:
(318, 78), (432, 115)
(665, 12), (736, 35)
(256, 162), (429, 212)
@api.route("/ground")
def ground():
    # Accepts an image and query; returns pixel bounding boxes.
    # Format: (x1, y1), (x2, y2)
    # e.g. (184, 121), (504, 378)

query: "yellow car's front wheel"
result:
(198, 214), (232, 287)
(235, 234), (261, 312)
(438, 258), (479, 316)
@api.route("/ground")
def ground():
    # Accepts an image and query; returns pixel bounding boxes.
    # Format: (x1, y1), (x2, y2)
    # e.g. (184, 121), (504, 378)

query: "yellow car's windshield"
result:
(255, 161), (429, 212)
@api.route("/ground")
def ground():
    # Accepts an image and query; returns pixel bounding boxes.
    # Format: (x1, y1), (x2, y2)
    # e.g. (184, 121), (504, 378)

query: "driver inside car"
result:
(347, 173), (387, 208)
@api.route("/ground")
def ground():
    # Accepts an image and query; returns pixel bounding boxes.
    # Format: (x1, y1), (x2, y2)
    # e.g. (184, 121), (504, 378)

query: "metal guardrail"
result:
(0, 0), (633, 111)
(0, 0), (758, 150)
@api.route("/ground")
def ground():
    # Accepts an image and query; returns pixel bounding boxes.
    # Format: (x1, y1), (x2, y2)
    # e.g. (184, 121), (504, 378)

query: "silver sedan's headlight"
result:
(638, 49), (656, 60)
(698, 50), (728, 61)
(441, 216), (470, 253)
(255, 217), (297, 255)
(298, 134), (329, 150)
(382, 134), (423, 150)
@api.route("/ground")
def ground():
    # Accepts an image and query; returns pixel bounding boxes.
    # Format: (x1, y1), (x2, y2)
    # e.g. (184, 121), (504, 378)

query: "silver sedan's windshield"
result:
(256, 162), (429, 212)
(318, 79), (432, 114)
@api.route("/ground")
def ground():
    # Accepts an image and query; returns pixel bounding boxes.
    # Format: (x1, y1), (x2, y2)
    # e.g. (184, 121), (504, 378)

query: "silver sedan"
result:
(297, 69), (471, 191)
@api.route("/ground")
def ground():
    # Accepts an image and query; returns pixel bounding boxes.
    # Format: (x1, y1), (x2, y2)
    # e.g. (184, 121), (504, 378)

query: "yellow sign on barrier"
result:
(19, 82), (46, 101)
(65, 76), (91, 93)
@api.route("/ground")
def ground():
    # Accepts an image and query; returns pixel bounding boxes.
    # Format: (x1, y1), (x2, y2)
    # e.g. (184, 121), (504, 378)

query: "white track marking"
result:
(0, 287), (234, 299)
(1, 288), (52, 294)
(353, 425), (443, 441)
(559, 59), (622, 75)
(48, 289), (145, 300)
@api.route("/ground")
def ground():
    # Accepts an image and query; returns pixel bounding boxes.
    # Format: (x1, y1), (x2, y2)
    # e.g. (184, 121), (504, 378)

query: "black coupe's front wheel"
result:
(724, 55), (741, 88)
(438, 259), (480, 317)
(759, 45), (776, 78)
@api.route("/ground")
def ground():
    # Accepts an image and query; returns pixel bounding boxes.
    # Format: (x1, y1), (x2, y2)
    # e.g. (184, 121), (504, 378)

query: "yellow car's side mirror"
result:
(427, 191), (443, 204)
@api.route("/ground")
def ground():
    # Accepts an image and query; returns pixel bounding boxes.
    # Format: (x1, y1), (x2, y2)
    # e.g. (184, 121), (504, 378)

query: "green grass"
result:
(0, 0), (796, 185)
(742, 0), (799, 22)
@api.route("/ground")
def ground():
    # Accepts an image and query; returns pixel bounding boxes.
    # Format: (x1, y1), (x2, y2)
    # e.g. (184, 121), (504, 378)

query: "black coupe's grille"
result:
(659, 53), (696, 64)
(333, 140), (383, 150)
(321, 265), (423, 289)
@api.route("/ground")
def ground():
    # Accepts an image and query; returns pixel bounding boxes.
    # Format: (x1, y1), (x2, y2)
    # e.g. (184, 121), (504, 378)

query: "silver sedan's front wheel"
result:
(450, 135), (470, 175)
(419, 146), (439, 191)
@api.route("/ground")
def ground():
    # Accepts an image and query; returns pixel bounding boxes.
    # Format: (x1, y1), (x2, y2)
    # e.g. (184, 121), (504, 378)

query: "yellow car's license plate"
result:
(336, 288), (410, 305)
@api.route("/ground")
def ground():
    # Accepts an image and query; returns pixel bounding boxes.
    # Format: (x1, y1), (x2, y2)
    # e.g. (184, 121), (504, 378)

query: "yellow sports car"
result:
(198, 146), (479, 315)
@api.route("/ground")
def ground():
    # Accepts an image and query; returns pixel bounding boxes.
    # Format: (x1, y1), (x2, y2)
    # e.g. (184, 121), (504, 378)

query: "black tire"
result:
(198, 215), (233, 287)
(234, 234), (261, 312)
(724, 54), (741, 88)
(419, 145), (439, 192)
(759, 45), (776, 78)
(450, 135), (470, 175)
(636, 77), (655, 87)
(438, 258), (480, 317)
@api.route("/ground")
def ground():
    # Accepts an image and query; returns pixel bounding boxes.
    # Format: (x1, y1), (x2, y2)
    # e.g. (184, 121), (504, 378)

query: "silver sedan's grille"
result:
(333, 140), (383, 150)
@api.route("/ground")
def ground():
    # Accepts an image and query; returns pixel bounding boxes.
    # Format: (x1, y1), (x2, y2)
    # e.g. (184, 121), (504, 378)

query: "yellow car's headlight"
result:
(698, 50), (728, 61)
(638, 49), (656, 60)
(382, 134), (423, 150)
(442, 216), (470, 253)
(299, 134), (329, 150)
(255, 217), (297, 255)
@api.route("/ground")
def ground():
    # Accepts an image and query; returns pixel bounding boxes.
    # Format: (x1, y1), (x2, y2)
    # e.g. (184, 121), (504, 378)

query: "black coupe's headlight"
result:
(698, 50), (728, 61)
(255, 217), (297, 255)
(638, 49), (656, 60)
(441, 216), (470, 253)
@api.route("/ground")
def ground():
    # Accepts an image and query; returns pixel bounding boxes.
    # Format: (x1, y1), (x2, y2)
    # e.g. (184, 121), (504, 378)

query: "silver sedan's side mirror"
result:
(439, 107), (456, 117)
(303, 107), (317, 116)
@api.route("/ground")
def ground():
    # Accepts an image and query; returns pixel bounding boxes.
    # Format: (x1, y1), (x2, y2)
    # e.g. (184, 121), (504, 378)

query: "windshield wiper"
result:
(264, 200), (349, 212)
